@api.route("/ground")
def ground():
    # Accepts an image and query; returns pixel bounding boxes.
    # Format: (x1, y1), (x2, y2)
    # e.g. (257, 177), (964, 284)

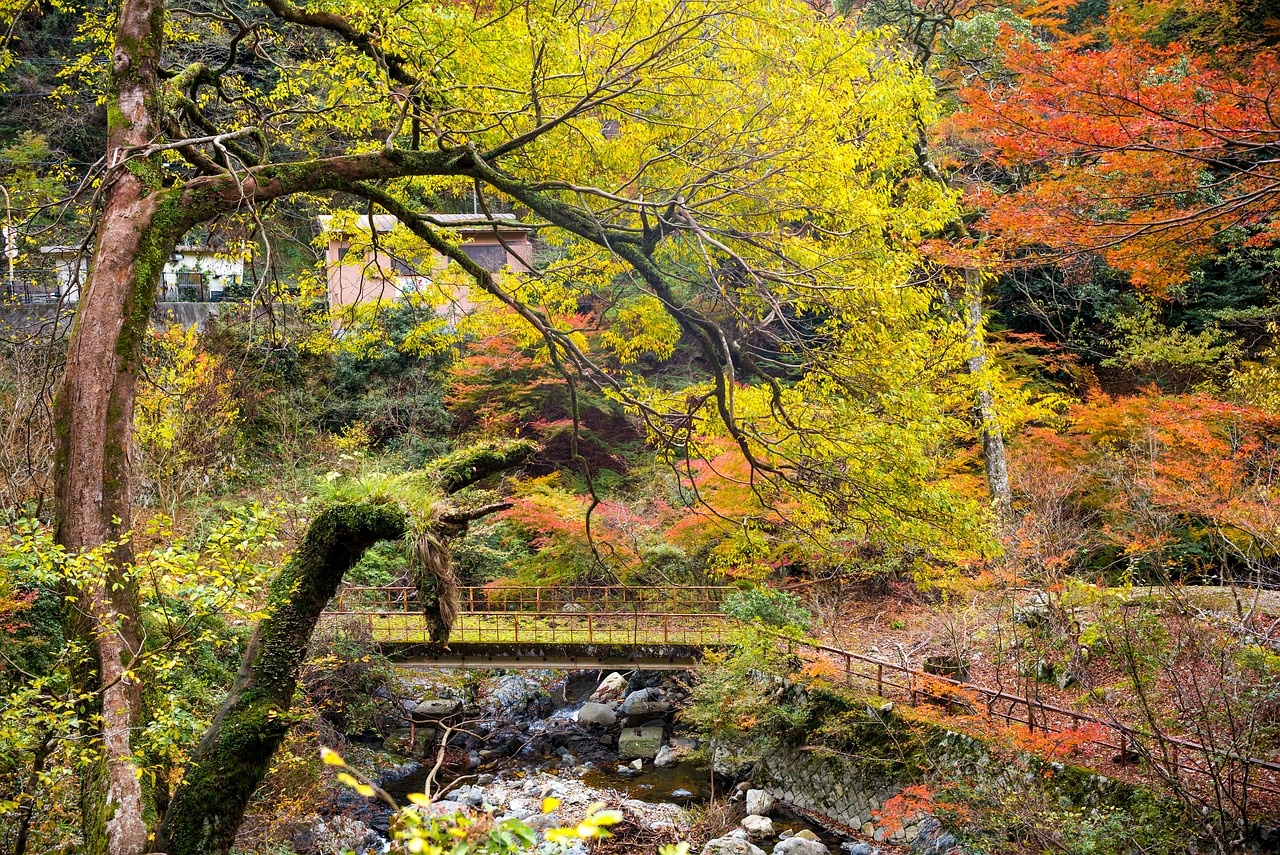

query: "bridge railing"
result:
(769, 632), (1280, 808)
(330, 585), (735, 615)
(328, 609), (739, 647)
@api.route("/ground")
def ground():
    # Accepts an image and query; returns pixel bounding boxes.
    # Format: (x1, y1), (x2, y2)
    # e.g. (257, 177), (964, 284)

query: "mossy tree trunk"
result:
(51, 0), (175, 850)
(963, 269), (1012, 521)
(152, 502), (407, 855)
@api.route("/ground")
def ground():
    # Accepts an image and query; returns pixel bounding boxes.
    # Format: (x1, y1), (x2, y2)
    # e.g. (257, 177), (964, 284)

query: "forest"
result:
(0, 0), (1278, 853)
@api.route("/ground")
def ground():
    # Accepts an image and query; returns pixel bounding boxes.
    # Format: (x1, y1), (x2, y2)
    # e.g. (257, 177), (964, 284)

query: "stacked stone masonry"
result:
(756, 747), (921, 846)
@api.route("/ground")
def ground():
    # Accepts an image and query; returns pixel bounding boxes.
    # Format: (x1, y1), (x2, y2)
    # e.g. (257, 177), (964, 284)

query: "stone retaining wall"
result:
(756, 745), (922, 847)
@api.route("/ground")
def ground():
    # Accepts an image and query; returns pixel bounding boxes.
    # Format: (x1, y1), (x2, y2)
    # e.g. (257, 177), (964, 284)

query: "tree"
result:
(13, 0), (990, 850)
(839, 0), (1015, 518)
(956, 28), (1280, 294)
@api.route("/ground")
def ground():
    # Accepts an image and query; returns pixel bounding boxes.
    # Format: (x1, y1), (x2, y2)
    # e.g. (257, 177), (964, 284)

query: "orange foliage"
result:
(955, 30), (1280, 291)
(1009, 392), (1280, 577)
(874, 784), (971, 835)
(1006, 723), (1109, 760)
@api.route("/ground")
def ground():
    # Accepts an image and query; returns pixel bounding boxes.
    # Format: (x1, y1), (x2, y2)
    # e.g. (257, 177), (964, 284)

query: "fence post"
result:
(588, 613), (594, 645)
(514, 613), (519, 645)
(537, 588), (542, 613)
(664, 614), (670, 644)
(877, 663), (884, 696)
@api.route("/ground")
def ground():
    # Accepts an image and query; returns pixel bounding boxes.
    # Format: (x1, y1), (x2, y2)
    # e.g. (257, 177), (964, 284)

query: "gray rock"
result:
(412, 698), (462, 719)
(618, 726), (665, 760)
(930, 834), (957, 854)
(745, 789), (775, 817)
(742, 815), (774, 839)
(672, 788), (695, 799)
(490, 675), (533, 711)
(619, 688), (654, 711)
(773, 839), (828, 855)
(713, 751), (756, 779)
(477, 774), (495, 786)
(1014, 591), (1052, 627)
(654, 745), (677, 768)
(308, 816), (382, 855)
(841, 844), (875, 855)
(702, 837), (767, 855)
(624, 702), (673, 722)
(383, 727), (416, 754)
(559, 753), (577, 767)
(728, 829), (750, 840)
(910, 819), (957, 855)
(793, 832), (820, 842)
(590, 672), (628, 702)
(576, 702), (617, 726)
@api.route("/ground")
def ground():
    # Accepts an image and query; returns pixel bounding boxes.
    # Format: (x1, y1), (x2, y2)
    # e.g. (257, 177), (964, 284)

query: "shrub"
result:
(721, 587), (812, 632)
(301, 619), (399, 738)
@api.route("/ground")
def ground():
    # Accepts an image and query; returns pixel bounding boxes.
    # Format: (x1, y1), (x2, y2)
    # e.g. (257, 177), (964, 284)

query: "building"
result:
(39, 244), (247, 303)
(319, 213), (535, 315)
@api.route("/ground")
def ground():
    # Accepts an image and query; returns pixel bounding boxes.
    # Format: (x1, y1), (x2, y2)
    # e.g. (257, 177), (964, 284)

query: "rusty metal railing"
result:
(768, 632), (1280, 810)
(330, 585), (735, 615)
(325, 585), (740, 647)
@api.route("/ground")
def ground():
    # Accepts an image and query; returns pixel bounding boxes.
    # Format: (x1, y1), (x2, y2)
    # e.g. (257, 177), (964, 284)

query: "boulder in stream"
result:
(746, 789), (775, 817)
(591, 672), (628, 702)
(618, 725), (664, 759)
(742, 815), (774, 839)
(703, 837), (767, 855)
(773, 838), (829, 855)
(412, 698), (462, 720)
(489, 674), (537, 712)
(575, 702), (617, 726)
(654, 744), (677, 767)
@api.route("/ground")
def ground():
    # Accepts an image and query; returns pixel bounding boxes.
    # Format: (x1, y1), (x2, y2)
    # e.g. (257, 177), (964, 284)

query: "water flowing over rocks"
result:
(290, 669), (892, 855)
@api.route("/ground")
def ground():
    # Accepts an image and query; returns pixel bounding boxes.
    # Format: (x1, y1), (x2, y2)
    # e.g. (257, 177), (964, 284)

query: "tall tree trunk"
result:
(51, 0), (171, 850)
(154, 502), (407, 855)
(963, 269), (1012, 520)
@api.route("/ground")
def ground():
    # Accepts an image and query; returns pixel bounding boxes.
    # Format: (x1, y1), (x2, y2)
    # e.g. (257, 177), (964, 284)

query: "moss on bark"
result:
(152, 501), (406, 855)
(431, 438), (536, 494)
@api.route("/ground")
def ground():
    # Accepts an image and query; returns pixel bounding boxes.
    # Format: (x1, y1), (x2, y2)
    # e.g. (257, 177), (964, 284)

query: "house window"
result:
(176, 270), (204, 302)
(461, 243), (507, 272)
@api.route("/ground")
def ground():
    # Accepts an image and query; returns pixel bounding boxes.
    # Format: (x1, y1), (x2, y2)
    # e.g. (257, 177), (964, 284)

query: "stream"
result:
(305, 668), (871, 855)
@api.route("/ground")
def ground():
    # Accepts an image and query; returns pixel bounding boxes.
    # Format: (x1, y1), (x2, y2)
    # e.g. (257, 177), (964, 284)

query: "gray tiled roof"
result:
(318, 212), (526, 233)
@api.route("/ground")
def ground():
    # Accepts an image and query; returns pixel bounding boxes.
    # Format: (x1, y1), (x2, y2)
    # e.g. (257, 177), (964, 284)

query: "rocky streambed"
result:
(295, 669), (910, 855)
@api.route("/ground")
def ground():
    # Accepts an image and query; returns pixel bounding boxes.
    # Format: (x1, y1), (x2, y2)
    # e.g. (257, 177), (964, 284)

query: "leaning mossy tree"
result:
(151, 439), (532, 855)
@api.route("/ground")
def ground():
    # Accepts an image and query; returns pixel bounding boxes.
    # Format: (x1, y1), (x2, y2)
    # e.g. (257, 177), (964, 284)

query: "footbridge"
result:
(322, 585), (740, 669)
